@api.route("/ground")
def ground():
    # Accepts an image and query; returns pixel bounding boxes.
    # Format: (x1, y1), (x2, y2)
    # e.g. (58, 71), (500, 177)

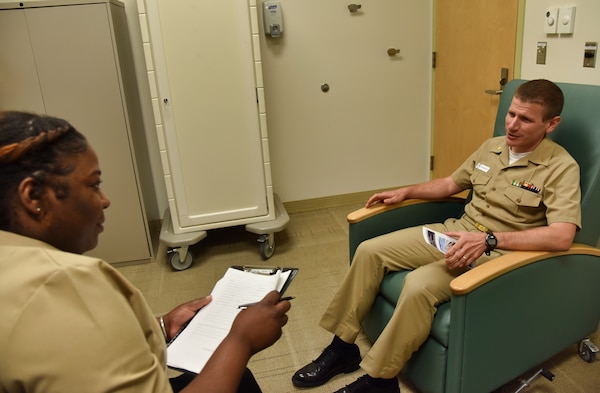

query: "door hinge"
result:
(430, 155), (435, 170)
(432, 52), (437, 68)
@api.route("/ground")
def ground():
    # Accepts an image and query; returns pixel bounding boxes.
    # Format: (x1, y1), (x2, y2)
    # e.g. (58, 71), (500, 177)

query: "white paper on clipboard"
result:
(166, 266), (297, 374)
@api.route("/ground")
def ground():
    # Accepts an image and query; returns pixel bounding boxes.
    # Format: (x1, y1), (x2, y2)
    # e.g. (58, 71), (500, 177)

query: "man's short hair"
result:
(514, 79), (564, 121)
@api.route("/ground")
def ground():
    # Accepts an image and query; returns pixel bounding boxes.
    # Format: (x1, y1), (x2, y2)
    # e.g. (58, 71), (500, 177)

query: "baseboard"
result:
(282, 189), (390, 214)
(151, 189), (394, 231)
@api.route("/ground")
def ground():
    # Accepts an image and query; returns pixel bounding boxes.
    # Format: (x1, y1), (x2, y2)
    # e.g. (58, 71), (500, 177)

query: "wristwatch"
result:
(485, 231), (497, 256)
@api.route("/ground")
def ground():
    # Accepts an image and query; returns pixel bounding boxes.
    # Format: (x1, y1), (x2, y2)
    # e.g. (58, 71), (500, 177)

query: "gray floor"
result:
(117, 203), (600, 393)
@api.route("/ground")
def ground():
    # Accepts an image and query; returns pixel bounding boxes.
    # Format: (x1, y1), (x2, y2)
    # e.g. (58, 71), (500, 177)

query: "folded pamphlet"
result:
(422, 226), (457, 254)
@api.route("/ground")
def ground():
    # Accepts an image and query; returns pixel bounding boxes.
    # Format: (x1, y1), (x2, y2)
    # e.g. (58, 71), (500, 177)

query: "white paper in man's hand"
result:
(422, 226), (457, 254)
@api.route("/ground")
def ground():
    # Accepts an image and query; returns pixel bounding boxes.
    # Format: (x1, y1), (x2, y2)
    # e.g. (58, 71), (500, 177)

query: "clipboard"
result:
(166, 265), (299, 373)
(230, 265), (298, 296)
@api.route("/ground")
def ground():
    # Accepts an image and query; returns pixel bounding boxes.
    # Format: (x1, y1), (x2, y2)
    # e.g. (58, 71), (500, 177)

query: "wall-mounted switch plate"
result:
(584, 42), (597, 68)
(544, 8), (558, 34)
(558, 6), (575, 34)
(537, 42), (547, 64)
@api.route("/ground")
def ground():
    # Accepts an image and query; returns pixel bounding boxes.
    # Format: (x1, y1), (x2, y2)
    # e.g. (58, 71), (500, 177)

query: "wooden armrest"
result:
(450, 243), (600, 295)
(347, 197), (466, 224)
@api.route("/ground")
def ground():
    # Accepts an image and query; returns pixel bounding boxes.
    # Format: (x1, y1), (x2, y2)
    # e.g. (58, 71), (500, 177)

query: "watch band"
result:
(485, 231), (497, 256)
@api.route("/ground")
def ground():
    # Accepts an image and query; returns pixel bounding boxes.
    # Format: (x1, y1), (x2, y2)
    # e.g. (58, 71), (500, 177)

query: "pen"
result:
(237, 296), (295, 309)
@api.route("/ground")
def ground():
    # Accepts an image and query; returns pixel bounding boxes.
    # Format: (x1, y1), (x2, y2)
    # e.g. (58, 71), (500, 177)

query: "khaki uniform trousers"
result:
(319, 217), (498, 378)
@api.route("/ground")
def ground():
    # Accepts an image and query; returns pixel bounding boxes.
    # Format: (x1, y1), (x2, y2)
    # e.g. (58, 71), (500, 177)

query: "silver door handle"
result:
(484, 67), (509, 95)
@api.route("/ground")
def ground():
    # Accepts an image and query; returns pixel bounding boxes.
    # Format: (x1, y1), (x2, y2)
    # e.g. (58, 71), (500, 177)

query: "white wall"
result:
(133, 0), (600, 213)
(138, 0), (432, 207)
(7, 0), (600, 219)
(521, 0), (600, 85)
(257, 1), (432, 202)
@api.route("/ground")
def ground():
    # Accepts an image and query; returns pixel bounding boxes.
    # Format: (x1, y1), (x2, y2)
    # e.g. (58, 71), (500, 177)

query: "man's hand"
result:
(366, 177), (464, 208)
(444, 231), (487, 270)
(366, 189), (408, 207)
(444, 222), (577, 270)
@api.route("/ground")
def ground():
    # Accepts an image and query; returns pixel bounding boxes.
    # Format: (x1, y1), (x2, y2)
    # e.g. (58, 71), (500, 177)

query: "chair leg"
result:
(495, 338), (598, 392)
(511, 368), (555, 393)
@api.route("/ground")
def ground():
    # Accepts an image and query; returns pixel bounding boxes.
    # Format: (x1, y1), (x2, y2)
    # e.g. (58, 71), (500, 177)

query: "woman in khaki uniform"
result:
(0, 111), (291, 393)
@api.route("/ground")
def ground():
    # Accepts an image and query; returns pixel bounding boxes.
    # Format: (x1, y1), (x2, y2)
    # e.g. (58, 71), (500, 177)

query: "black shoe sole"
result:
(292, 362), (361, 388)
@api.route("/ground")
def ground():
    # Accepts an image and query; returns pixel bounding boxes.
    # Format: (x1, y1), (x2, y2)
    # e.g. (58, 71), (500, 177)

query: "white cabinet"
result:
(144, 0), (288, 268)
(0, 0), (152, 264)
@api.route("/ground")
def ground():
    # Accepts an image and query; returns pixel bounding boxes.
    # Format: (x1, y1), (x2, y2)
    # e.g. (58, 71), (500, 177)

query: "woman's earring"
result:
(36, 207), (41, 214)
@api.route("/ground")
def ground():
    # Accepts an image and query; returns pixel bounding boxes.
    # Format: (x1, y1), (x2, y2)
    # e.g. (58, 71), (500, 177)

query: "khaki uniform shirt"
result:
(451, 136), (581, 232)
(0, 231), (172, 393)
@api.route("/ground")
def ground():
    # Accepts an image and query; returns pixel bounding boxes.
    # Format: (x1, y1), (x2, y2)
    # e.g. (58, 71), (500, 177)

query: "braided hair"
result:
(0, 111), (88, 230)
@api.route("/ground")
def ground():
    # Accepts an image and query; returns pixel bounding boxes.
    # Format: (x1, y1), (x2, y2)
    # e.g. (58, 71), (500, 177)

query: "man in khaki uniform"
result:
(292, 79), (581, 393)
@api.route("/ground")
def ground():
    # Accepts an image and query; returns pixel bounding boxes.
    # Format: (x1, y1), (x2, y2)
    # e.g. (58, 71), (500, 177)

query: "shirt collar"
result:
(0, 230), (57, 250)
(490, 136), (554, 167)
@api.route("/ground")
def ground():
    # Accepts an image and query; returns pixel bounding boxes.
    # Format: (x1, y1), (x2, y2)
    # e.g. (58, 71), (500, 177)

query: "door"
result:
(433, 0), (519, 178)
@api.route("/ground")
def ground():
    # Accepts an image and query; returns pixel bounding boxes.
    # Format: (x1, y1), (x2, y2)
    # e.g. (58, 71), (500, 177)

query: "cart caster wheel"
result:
(258, 234), (275, 259)
(169, 249), (193, 271)
(579, 339), (598, 363)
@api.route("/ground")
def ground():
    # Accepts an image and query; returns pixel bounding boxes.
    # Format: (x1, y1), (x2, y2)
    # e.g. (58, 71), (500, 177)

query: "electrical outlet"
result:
(537, 42), (547, 65)
(584, 42), (597, 68)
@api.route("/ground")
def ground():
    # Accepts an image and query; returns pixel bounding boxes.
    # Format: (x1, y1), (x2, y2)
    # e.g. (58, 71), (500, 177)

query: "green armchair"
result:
(347, 80), (600, 393)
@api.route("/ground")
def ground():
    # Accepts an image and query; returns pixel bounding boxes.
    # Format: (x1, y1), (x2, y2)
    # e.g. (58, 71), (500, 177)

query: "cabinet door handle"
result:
(387, 48), (400, 57)
(348, 4), (362, 12)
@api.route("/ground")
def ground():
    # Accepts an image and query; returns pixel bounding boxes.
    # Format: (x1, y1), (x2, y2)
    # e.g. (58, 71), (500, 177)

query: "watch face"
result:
(486, 233), (498, 248)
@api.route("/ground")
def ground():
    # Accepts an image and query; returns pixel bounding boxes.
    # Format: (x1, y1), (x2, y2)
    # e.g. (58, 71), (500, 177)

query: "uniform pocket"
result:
(471, 171), (491, 186)
(504, 186), (542, 208)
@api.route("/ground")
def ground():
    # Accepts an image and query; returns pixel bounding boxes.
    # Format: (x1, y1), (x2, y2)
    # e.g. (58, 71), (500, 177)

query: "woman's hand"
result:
(161, 296), (213, 340)
(228, 290), (291, 354)
(182, 291), (291, 392)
